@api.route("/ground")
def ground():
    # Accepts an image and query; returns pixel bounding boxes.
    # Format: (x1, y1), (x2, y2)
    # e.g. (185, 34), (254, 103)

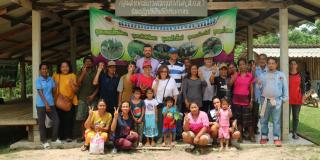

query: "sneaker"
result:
(292, 133), (299, 140)
(42, 142), (50, 149)
(260, 138), (268, 144)
(274, 140), (282, 147)
(112, 148), (117, 154)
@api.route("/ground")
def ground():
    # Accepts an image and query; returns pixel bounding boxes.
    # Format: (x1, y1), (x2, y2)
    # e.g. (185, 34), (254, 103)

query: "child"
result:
(130, 87), (145, 147)
(162, 96), (177, 146)
(143, 88), (159, 147)
(217, 98), (232, 151)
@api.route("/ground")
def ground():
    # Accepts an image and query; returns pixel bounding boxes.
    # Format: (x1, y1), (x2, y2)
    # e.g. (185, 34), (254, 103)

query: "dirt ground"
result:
(0, 146), (320, 160)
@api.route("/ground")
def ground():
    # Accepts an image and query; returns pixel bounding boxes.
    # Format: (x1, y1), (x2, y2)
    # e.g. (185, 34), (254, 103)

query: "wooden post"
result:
(70, 26), (77, 73)
(247, 25), (254, 60)
(32, 10), (41, 119)
(19, 57), (26, 100)
(279, 8), (289, 141)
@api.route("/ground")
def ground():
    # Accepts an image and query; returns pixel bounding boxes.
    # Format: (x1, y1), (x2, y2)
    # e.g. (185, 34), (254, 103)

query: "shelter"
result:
(0, 0), (319, 142)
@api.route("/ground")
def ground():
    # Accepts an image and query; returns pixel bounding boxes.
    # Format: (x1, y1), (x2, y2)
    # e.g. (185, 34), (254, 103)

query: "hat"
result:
(219, 63), (228, 70)
(204, 54), (214, 59)
(168, 47), (179, 54)
(143, 60), (152, 68)
(107, 60), (116, 66)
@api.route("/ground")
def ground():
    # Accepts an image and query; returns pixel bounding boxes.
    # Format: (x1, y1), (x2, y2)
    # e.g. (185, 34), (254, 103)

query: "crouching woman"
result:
(182, 102), (212, 150)
(81, 99), (112, 151)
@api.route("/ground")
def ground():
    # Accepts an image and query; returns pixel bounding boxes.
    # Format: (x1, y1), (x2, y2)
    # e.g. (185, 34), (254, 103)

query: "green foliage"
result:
(234, 43), (246, 62)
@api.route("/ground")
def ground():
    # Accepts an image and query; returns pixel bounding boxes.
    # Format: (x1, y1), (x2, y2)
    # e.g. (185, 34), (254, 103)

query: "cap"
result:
(143, 60), (152, 68)
(219, 63), (228, 70)
(168, 47), (179, 54)
(107, 60), (116, 66)
(203, 54), (214, 59)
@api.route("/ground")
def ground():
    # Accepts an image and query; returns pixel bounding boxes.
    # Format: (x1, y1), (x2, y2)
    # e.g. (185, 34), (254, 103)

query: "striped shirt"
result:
(160, 60), (185, 90)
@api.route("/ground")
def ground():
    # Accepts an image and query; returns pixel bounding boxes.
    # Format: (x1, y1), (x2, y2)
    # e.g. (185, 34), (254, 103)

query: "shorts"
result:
(163, 127), (176, 134)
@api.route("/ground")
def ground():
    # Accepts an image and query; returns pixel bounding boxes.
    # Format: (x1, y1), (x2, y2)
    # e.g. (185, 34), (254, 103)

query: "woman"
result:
(53, 61), (78, 142)
(182, 64), (207, 110)
(131, 60), (155, 98)
(81, 99), (112, 151)
(36, 63), (60, 149)
(117, 61), (136, 105)
(208, 97), (220, 140)
(228, 58), (255, 142)
(152, 65), (179, 143)
(182, 102), (211, 151)
(289, 60), (305, 139)
(110, 101), (139, 153)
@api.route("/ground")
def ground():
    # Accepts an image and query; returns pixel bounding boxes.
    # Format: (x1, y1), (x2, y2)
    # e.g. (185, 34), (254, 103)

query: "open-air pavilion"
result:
(0, 0), (319, 144)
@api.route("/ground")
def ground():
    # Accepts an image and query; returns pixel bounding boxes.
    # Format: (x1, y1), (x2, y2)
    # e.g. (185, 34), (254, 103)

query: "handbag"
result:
(56, 75), (72, 111)
(89, 133), (105, 154)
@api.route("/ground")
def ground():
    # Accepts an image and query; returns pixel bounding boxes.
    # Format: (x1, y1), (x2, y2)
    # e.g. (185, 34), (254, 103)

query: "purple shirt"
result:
(136, 57), (159, 77)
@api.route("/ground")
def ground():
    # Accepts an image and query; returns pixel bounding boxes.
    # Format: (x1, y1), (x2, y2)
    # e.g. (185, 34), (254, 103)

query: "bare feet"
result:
(219, 146), (224, 152)
(151, 140), (156, 147)
(162, 142), (166, 147)
(145, 141), (150, 147)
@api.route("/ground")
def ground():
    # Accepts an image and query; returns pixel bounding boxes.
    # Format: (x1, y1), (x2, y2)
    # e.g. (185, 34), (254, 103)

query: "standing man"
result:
(160, 47), (185, 141)
(93, 61), (119, 115)
(136, 44), (159, 77)
(258, 57), (288, 147)
(76, 56), (99, 141)
(253, 54), (268, 134)
(199, 54), (219, 113)
(211, 63), (229, 100)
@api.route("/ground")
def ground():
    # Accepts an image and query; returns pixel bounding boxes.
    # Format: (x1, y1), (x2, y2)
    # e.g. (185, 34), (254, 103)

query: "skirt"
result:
(233, 105), (253, 127)
(144, 114), (158, 137)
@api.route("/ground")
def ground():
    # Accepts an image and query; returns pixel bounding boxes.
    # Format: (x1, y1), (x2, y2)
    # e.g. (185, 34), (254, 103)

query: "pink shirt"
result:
(218, 109), (230, 127)
(188, 111), (209, 134)
(233, 72), (254, 96)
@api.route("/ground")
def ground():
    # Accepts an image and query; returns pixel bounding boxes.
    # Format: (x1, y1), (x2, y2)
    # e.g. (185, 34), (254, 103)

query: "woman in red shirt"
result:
(289, 60), (305, 139)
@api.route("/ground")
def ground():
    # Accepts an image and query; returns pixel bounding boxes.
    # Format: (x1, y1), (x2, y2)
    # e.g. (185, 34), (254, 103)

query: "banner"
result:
(0, 59), (18, 88)
(90, 7), (237, 62)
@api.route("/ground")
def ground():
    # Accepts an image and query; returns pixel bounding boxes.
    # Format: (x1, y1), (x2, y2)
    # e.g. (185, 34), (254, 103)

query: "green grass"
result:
(296, 105), (320, 145)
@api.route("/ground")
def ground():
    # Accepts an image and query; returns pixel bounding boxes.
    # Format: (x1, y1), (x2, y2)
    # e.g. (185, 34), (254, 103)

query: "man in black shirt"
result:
(212, 63), (229, 100)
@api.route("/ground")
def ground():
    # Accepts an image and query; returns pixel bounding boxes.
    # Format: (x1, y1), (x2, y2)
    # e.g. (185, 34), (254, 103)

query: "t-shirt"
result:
(152, 78), (179, 104)
(98, 73), (119, 111)
(130, 73), (155, 93)
(187, 111), (209, 134)
(232, 72), (254, 106)
(36, 76), (55, 107)
(144, 99), (158, 115)
(199, 66), (219, 101)
(160, 60), (185, 90)
(162, 106), (177, 128)
(90, 111), (112, 128)
(117, 74), (134, 102)
(214, 76), (228, 100)
(130, 99), (145, 119)
(77, 68), (97, 100)
(53, 73), (78, 105)
(289, 73), (303, 105)
(208, 109), (218, 123)
(114, 115), (133, 139)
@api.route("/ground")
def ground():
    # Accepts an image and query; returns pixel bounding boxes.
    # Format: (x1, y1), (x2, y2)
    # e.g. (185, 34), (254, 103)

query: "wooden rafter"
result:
(288, 8), (315, 23)
(292, 0), (320, 14)
(0, 25), (30, 41)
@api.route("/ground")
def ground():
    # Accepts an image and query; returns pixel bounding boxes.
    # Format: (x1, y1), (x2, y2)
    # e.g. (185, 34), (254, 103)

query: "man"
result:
(211, 63), (229, 100)
(160, 47), (185, 142)
(253, 54), (268, 134)
(93, 60), (119, 115)
(199, 54), (219, 113)
(76, 56), (99, 141)
(136, 44), (159, 77)
(258, 57), (288, 147)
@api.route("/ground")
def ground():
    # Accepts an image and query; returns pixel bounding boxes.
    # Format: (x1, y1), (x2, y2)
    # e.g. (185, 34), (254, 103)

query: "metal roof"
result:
(254, 47), (320, 57)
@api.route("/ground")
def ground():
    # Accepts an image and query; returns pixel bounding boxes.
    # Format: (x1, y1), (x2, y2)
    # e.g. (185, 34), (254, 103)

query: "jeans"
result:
(290, 104), (301, 133)
(36, 106), (60, 143)
(260, 99), (282, 140)
(157, 106), (163, 142)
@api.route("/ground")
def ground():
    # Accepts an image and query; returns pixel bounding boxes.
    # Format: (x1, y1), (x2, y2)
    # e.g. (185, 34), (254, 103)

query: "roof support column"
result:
(247, 25), (254, 60)
(279, 8), (289, 141)
(32, 10), (41, 118)
(20, 57), (26, 100)
(70, 26), (77, 73)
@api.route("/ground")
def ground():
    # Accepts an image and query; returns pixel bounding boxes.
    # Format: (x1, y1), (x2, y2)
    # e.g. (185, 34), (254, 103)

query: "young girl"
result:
(143, 88), (159, 146)
(130, 87), (145, 147)
(217, 99), (232, 151)
(162, 96), (177, 146)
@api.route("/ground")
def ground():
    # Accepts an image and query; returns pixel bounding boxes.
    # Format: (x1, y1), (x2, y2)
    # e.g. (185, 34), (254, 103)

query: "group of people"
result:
(36, 43), (305, 153)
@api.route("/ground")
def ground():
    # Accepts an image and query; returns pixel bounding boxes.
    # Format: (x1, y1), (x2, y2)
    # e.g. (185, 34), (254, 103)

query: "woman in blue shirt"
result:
(36, 63), (60, 149)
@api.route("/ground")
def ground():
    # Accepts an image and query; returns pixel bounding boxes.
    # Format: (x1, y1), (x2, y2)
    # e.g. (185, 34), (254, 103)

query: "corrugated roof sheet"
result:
(254, 47), (320, 58)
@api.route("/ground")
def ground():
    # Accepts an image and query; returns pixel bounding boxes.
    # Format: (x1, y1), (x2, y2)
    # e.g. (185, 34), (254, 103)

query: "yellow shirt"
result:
(53, 73), (78, 105)
(91, 111), (112, 129)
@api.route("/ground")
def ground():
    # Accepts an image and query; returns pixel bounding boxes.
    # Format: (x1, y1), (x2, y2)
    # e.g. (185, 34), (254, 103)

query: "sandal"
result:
(162, 142), (166, 147)
(81, 145), (89, 151)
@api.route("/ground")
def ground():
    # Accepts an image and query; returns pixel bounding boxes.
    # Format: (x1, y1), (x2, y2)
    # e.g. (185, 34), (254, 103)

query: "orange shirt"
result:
(53, 73), (78, 105)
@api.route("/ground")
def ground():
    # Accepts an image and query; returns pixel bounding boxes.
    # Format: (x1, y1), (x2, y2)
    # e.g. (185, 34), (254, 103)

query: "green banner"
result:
(90, 7), (237, 62)
(0, 59), (18, 88)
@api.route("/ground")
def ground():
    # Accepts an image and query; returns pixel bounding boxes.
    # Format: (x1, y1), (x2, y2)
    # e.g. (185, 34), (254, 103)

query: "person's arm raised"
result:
(93, 63), (104, 85)
(111, 107), (120, 133)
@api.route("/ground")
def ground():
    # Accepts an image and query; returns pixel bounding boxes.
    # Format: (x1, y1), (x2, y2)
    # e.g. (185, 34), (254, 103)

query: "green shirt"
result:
(78, 68), (97, 100)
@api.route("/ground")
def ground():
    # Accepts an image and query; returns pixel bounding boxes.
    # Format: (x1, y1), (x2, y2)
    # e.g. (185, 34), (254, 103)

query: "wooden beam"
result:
(208, 1), (287, 10)
(292, 0), (320, 14)
(39, 10), (72, 26)
(34, 2), (104, 10)
(288, 9), (315, 23)
(11, 0), (32, 10)
(0, 25), (30, 41)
